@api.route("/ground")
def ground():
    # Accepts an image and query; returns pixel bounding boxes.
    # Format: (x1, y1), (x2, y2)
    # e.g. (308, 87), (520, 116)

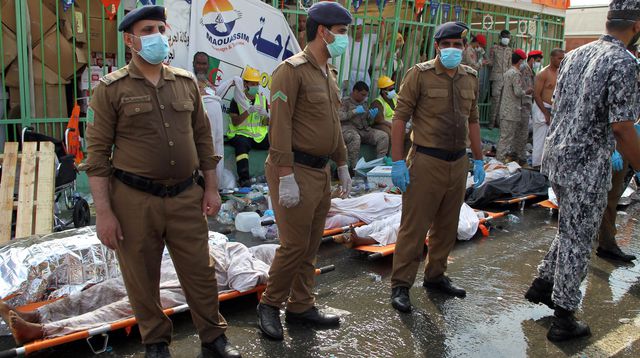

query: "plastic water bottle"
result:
(507, 214), (521, 224)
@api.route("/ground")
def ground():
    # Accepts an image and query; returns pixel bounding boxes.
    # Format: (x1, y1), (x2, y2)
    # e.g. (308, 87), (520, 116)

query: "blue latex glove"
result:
(353, 105), (366, 115)
(392, 160), (410, 192)
(636, 170), (640, 182)
(611, 150), (624, 172)
(635, 123), (640, 137)
(369, 108), (379, 119)
(473, 160), (485, 188)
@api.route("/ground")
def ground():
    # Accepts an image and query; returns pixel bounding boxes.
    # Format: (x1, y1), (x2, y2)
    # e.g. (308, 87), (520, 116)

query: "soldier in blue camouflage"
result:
(525, 0), (640, 342)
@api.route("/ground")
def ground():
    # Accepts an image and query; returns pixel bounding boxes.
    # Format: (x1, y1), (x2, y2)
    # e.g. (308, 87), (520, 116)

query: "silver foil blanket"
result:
(0, 226), (120, 307)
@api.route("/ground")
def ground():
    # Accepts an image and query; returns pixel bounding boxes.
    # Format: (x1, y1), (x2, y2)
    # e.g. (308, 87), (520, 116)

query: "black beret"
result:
(118, 5), (167, 32)
(608, 0), (640, 21)
(307, 1), (352, 26)
(434, 21), (469, 41)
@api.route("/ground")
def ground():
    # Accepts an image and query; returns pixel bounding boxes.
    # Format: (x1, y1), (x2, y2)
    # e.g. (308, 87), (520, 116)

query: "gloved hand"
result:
(473, 159), (485, 188)
(353, 105), (366, 115)
(636, 170), (640, 183)
(635, 123), (640, 137)
(278, 174), (300, 208)
(337, 165), (352, 199)
(369, 108), (379, 119)
(392, 160), (410, 192)
(611, 150), (624, 172)
(256, 107), (269, 118)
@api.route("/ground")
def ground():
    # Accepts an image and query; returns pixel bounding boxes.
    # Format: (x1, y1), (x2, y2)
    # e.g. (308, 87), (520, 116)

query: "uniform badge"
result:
(272, 91), (288, 103)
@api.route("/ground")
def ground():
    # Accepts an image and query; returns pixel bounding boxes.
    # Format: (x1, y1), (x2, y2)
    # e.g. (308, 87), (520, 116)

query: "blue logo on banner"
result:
(454, 5), (462, 21)
(430, 1), (439, 17)
(442, 3), (450, 20)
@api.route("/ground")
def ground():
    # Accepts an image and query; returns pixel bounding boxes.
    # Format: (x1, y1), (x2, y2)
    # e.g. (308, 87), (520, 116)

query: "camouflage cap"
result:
(608, 0), (640, 21)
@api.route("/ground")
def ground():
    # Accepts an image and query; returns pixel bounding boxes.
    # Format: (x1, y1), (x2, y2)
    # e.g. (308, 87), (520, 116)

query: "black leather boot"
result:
(257, 303), (284, 340)
(145, 343), (171, 358)
(285, 306), (340, 326)
(596, 246), (636, 263)
(200, 335), (241, 358)
(524, 277), (555, 309)
(391, 286), (412, 313)
(423, 276), (466, 298)
(547, 307), (591, 342)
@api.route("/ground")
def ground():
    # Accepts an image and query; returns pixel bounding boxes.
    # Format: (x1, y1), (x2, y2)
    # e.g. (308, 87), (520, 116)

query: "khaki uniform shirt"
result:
(393, 59), (479, 152)
(85, 61), (219, 181)
(489, 45), (512, 81)
(339, 96), (370, 130)
(267, 47), (347, 166)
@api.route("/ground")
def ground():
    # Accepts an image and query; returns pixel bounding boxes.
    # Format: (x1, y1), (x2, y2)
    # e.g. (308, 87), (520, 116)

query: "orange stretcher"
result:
(535, 200), (558, 210)
(1, 265), (335, 357)
(347, 211), (509, 261)
(321, 222), (366, 243)
(493, 194), (540, 206)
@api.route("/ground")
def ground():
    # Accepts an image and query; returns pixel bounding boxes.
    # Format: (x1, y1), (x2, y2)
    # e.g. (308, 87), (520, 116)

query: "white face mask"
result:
(500, 38), (510, 46)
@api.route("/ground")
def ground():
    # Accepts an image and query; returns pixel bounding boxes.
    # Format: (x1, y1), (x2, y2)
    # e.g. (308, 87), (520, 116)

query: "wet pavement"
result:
(3, 202), (640, 357)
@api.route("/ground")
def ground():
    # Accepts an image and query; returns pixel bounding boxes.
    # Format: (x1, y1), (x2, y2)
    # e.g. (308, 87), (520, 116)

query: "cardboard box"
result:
(88, 17), (118, 53)
(33, 26), (78, 80)
(5, 59), (71, 87)
(43, 0), (87, 43)
(1, 0), (57, 44)
(2, 24), (16, 71)
(9, 84), (68, 120)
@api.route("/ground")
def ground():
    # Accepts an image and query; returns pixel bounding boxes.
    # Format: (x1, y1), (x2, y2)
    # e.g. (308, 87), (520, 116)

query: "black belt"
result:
(293, 150), (329, 169)
(113, 169), (199, 198)
(415, 146), (466, 162)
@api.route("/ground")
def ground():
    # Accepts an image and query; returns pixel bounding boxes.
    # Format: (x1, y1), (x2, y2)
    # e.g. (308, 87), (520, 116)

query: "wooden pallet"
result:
(0, 142), (55, 244)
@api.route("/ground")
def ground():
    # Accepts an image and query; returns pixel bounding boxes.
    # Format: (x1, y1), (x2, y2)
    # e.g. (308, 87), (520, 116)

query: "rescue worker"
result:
(370, 75), (398, 138)
(256, 1), (352, 341)
(525, 0), (640, 342)
(226, 66), (270, 187)
(339, 81), (388, 172)
(388, 21), (486, 313)
(496, 49), (532, 163)
(462, 35), (483, 71)
(84, 6), (240, 358)
(488, 29), (513, 129)
(519, 50), (542, 162)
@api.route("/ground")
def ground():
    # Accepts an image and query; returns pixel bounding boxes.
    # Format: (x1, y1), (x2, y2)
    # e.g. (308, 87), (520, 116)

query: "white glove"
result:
(246, 105), (259, 114)
(337, 165), (352, 199)
(278, 173), (300, 208)
(256, 107), (269, 118)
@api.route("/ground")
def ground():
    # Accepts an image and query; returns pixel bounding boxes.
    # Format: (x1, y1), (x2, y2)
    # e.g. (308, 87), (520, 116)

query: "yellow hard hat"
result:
(378, 76), (395, 89)
(242, 66), (261, 82)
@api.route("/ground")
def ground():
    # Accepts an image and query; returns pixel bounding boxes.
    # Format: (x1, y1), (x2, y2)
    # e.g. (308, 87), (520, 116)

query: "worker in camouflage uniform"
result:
(525, 0), (640, 342)
(518, 50), (542, 162)
(339, 81), (389, 172)
(487, 29), (512, 128)
(496, 49), (531, 163)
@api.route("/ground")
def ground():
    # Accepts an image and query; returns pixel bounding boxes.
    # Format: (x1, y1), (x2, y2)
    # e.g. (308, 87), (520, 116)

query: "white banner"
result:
(186, 0), (302, 101)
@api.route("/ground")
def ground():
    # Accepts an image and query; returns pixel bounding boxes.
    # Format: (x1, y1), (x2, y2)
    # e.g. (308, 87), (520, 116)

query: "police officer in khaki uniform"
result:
(256, 2), (352, 341)
(84, 6), (240, 358)
(389, 22), (486, 313)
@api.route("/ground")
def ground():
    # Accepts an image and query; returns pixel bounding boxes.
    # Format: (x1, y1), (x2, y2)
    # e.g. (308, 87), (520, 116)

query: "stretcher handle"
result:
(315, 265), (335, 274)
(0, 348), (17, 358)
(367, 252), (384, 261)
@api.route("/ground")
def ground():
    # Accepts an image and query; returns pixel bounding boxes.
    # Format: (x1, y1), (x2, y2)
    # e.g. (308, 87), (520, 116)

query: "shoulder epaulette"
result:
(415, 60), (436, 71)
(168, 66), (194, 79)
(461, 64), (478, 77)
(284, 53), (308, 67)
(100, 67), (129, 86)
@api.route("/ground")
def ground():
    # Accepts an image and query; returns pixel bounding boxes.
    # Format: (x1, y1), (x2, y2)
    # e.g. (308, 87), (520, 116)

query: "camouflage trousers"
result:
(342, 126), (389, 169)
(496, 119), (527, 163)
(537, 183), (607, 311)
(489, 79), (504, 129)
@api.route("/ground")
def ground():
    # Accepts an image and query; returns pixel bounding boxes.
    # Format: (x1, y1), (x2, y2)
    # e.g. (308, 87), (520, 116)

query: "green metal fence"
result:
(274, 0), (565, 125)
(0, 0), (564, 150)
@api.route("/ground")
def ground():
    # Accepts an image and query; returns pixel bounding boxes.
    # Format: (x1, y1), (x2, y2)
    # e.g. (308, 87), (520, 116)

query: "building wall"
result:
(565, 36), (599, 52)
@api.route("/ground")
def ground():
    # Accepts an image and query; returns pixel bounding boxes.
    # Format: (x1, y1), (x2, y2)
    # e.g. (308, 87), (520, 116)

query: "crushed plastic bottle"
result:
(251, 226), (268, 240)
(216, 210), (235, 225)
(507, 214), (521, 224)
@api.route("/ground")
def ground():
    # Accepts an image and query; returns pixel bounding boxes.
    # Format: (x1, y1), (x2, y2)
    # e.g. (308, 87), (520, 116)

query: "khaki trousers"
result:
(260, 161), (331, 313)
(111, 178), (227, 344)
(391, 150), (469, 288)
(598, 159), (632, 250)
